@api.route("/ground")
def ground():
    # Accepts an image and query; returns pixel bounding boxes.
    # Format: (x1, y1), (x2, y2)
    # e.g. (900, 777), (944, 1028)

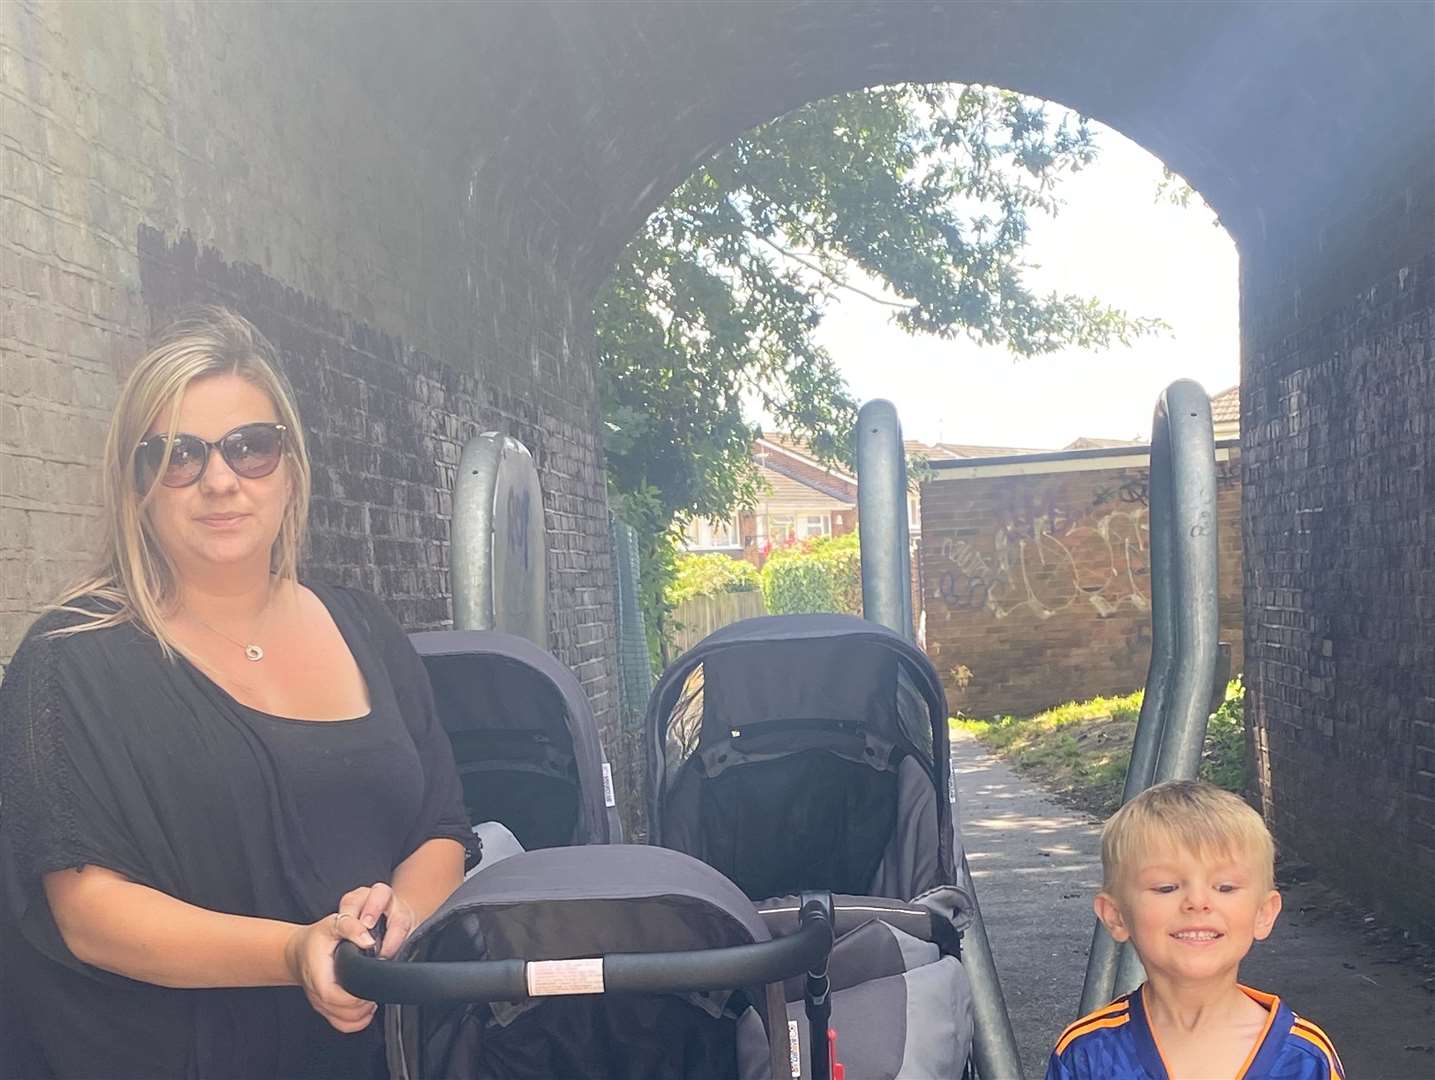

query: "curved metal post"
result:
(1078, 401), (1177, 1014)
(857, 400), (912, 633)
(452, 432), (548, 643)
(1149, 382), (1221, 783)
(1077, 380), (1222, 1010)
(856, 400), (1023, 1080)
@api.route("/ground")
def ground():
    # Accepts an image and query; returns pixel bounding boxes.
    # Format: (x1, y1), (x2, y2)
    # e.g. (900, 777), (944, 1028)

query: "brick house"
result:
(680, 434), (859, 558)
(681, 434), (1051, 562)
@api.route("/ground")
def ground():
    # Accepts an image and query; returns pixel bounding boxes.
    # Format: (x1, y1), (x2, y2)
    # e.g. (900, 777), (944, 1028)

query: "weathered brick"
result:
(919, 456), (1242, 718)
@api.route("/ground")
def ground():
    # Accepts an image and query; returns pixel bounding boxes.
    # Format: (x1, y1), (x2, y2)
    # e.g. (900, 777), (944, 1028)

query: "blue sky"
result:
(809, 125), (1239, 450)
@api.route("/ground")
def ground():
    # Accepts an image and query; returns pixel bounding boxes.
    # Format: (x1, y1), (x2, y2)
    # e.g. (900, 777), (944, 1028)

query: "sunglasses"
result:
(136, 422), (287, 489)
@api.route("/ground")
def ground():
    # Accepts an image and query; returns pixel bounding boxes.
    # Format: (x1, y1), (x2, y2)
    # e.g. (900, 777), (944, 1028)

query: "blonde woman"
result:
(0, 307), (474, 1079)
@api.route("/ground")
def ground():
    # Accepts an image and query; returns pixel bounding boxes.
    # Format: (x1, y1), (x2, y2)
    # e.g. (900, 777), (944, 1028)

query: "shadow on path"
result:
(952, 728), (1435, 1079)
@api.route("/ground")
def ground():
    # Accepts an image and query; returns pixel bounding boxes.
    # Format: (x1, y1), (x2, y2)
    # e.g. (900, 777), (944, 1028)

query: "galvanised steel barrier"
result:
(856, 399), (1023, 1080)
(1077, 379), (1221, 1014)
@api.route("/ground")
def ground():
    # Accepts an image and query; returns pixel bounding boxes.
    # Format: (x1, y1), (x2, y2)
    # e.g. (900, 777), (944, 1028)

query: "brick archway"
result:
(4, 0), (1431, 932)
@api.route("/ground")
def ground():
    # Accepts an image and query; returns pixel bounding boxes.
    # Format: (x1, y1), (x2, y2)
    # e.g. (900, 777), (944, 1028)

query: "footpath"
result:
(951, 728), (1435, 1079)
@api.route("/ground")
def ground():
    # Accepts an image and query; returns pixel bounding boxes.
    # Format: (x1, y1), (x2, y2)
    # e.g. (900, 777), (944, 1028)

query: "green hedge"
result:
(668, 552), (761, 606)
(760, 532), (862, 615)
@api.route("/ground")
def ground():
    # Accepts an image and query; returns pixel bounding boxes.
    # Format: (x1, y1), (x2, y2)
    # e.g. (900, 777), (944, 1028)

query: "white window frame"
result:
(683, 515), (741, 550)
(801, 512), (830, 539)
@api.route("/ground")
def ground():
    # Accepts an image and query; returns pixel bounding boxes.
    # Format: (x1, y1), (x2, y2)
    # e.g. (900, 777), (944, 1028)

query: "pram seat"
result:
(759, 896), (975, 1078)
(646, 614), (976, 1078)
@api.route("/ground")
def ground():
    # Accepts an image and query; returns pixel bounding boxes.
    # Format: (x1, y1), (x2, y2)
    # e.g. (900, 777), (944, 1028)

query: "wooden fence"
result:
(669, 590), (768, 656)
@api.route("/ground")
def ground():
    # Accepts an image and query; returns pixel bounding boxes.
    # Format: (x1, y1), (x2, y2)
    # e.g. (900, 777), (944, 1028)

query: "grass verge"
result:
(953, 678), (1248, 818)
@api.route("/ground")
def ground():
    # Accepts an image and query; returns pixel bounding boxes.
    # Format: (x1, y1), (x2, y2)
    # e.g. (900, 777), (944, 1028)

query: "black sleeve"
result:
(353, 593), (479, 869)
(0, 622), (153, 888)
(0, 618), (159, 980)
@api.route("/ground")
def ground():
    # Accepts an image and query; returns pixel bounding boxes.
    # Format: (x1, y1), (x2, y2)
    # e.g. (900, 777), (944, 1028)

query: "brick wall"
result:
(0, 2), (619, 750)
(1241, 121), (1435, 936)
(919, 450), (1242, 718)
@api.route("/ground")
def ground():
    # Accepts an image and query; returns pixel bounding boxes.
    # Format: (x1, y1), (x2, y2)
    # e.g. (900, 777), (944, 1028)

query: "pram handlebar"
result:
(334, 897), (834, 1006)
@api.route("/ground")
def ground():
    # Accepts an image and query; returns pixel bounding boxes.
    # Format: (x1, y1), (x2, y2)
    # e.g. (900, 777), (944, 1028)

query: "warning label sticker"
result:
(526, 959), (605, 996)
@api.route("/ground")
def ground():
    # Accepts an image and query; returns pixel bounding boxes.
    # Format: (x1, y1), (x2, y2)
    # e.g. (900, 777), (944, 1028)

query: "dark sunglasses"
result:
(136, 422), (287, 489)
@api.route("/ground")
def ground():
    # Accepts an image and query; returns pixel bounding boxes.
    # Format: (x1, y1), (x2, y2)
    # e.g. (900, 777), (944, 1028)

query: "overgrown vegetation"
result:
(955, 679), (1247, 817)
(760, 532), (862, 616)
(668, 553), (761, 606)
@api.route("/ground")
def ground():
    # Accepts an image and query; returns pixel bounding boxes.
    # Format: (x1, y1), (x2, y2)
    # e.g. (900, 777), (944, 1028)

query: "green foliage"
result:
(953, 680), (1247, 817)
(959, 689), (1145, 745)
(1201, 676), (1248, 793)
(668, 553), (761, 606)
(610, 483), (683, 671)
(760, 531), (862, 615)
(598, 82), (1166, 655)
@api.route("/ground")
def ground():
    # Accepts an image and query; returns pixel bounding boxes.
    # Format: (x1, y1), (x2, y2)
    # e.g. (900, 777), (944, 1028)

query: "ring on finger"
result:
(334, 912), (356, 928)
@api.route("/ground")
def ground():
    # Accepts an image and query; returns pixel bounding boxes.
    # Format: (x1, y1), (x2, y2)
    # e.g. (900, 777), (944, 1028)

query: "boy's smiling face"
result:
(1095, 841), (1282, 987)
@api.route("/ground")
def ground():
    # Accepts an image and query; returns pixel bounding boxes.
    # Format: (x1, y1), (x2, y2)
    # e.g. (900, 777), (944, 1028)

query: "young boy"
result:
(1045, 780), (1344, 1079)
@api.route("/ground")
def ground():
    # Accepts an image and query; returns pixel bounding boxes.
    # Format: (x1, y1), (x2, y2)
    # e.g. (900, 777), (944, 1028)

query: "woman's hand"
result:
(338, 881), (418, 960)
(283, 910), (380, 1033)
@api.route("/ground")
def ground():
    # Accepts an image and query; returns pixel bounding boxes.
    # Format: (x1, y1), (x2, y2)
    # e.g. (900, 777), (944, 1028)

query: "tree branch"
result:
(747, 231), (916, 311)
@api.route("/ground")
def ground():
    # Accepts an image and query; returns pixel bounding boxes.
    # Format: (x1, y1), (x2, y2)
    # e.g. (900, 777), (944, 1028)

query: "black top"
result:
(0, 584), (475, 1079)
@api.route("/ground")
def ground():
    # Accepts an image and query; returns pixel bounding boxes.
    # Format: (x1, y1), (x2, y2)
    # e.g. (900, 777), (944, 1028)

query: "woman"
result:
(0, 307), (475, 1078)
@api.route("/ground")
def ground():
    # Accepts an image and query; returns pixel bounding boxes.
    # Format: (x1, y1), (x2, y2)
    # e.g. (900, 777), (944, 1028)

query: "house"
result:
(679, 433), (858, 556)
(1211, 385), (1240, 440)
(681, 433), (1054, 560)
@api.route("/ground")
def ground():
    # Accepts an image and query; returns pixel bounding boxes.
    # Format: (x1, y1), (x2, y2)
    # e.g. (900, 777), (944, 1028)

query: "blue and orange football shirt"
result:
(1045, 984), (1344, 1080)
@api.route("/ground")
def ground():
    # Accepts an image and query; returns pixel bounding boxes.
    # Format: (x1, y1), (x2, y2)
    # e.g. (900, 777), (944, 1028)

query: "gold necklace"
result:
(186, 590), (275, 662)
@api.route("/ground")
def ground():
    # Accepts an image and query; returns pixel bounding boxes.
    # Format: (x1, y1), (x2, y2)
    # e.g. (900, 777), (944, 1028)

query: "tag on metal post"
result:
(601, 762), (617, 807)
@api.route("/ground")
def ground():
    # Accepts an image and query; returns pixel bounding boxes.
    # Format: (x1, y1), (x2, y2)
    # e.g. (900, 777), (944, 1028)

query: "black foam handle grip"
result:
(335, 905), (833, 1005)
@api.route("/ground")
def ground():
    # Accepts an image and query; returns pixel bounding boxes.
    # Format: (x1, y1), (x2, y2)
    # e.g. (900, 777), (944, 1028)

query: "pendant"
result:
(244, 644), (264, 662)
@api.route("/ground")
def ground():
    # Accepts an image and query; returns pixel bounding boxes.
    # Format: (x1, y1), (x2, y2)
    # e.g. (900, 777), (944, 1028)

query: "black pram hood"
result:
(645, 614), (957, 890)
(384, 846), (785, 1080)
(411, 630), (618, 845)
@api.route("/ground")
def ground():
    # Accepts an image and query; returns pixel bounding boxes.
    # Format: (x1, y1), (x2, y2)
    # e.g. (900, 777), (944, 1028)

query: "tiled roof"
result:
(757, 459), (857, 506)
(754, 434), (858, 497)
(904, 439), (961, 460)
(933, 441), (1051, 458)
(760, 432), (828, 462)
(1063, 436), (1147, 450)
(1210, 385), (1240, 424)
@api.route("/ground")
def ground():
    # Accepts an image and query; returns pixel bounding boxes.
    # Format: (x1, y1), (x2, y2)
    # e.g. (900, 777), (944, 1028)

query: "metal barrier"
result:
(451, 433), (547, 641)
(856, 399), (1023, 1080)
(1077, 379), (1221, 1014)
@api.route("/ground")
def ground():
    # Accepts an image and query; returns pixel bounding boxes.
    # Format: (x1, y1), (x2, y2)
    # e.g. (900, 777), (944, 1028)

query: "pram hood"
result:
(646, 614), (961, 902)
(398, 845), (770, 963)
(412, 630), (619, 845)
(385, 846), (790, 1080)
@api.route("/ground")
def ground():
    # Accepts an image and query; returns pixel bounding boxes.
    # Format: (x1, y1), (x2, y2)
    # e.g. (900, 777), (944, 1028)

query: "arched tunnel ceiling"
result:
(334, 0), (1432, 298)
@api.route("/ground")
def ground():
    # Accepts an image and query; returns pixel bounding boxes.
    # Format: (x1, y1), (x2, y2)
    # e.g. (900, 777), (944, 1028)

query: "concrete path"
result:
(951, 728), (1435, 1079)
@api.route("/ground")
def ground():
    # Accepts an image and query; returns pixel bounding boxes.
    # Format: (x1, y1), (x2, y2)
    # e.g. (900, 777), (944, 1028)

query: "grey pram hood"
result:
(646, 614), (965, 908)
(412, 630), (620, 848)
(383, 846), (792, 1080)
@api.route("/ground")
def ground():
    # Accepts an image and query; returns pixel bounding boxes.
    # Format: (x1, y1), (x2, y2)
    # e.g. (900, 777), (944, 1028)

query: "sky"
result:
(808, 126), (1240, 450)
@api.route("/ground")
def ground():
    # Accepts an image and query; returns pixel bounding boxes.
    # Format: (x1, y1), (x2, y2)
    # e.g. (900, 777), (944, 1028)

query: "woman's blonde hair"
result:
(1100, 780), (1276, 892)
(49, 305), (311, 656)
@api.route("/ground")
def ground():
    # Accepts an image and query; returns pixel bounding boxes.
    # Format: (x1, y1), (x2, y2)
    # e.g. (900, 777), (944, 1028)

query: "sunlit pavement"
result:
(951, 728), (1435, 1079)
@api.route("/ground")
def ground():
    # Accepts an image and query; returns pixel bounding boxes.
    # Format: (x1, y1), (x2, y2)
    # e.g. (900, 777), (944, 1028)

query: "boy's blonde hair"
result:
(1101, 780), (1275, 891)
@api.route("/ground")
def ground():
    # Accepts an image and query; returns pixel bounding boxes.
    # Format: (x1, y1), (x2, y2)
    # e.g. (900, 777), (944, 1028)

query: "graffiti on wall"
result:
(933, 502), (1151, 620)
